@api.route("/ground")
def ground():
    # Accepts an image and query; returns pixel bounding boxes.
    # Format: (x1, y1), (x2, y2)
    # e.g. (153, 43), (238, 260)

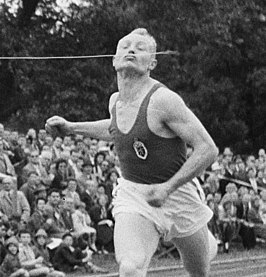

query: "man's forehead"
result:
(119, 33), (151, 45)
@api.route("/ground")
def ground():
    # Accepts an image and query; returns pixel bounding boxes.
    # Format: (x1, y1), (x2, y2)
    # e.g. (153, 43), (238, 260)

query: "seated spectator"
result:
(22, 150), (50, 187)
(218, 199), (238, 253)
(18, 229), (50, 277)
(77, 160), (96, 194)
(50, 159), (71, 192)
(20, 171), (41, 212)
(0, 236), (29, 277)
(51, 137), (63, 162)
(236, 193), (256, 250)
(0, 222), (7, 264)
(247, 195), (266, 240)
(32, 229), (65, 277)
(27, 198), (48, 235)
(72, 202), (97, 252)
(43, 190), (66, 238)
(61, 178), (80, 208)
(0, 176), (31, 224)
(0, 138), (16, 178)
(79, 180), (98, 214)
(60, 197), (75, 235)
(53, 233), (102, 274)
(89, 194), (114, 254)
(247, 168), (259, 194)
(259, 190), (266, 224)
(104, 169), (119, 204)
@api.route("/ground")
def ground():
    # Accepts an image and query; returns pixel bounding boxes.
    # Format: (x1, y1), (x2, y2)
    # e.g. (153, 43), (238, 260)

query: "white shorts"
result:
(112, 178), (213, 241)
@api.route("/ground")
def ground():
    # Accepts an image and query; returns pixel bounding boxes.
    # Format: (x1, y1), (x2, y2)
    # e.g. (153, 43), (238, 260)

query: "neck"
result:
(117, 73), (152, 103)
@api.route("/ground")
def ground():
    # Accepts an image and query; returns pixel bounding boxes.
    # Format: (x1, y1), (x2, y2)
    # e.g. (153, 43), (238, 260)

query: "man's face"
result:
(30, 151), (39, 164)
(63, 235), (73, 247)
(63, 136), (72, 146)
(89, 145), (97, 157)
(50, 192), (60, 205)
(18, 136), (26, 146)
(3, 130), (10, 141)
(0, 225), (6, 238)
(45, 136), (54, 146)
(2, 178), (13, 192)
(71, 151), (80, 163)
(28, 173), (40, 186)
(113, 33), (157, 75)
(67, 180), (77, 192)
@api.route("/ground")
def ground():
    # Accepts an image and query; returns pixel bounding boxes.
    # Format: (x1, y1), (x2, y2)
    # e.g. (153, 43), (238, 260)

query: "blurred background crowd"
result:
(0, 122), (265, 276)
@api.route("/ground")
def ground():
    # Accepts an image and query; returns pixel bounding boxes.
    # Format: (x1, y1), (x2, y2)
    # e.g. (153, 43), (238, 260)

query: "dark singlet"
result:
(108, 83), (187, 184)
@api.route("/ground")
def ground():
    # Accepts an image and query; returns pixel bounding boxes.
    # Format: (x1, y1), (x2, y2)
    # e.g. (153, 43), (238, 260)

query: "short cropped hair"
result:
(130, 28), (157, 55)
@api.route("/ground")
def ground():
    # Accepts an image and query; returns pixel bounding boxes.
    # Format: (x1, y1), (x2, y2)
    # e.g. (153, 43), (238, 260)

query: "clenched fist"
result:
(45, 116), (71, 137)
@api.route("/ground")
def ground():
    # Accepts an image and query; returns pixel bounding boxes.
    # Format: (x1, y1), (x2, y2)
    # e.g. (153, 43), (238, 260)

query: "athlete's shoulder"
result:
(108, 92), (119, 112)
(151, 83), (186, 111)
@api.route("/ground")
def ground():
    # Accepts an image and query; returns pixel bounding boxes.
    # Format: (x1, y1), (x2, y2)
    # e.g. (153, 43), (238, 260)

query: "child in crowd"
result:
(32, 229), (65, 277)
(0, 236), (29, 277)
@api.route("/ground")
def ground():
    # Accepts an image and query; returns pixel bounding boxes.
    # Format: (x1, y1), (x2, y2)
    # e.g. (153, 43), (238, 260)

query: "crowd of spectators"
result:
(0, 122), (265, 276)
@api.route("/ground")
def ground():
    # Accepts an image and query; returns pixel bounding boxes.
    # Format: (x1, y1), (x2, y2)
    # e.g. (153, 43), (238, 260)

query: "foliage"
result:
(0, 0), (265, 153)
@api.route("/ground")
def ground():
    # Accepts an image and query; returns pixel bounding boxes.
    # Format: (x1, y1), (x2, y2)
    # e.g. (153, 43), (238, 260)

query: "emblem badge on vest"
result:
(133, 138), (148, 160)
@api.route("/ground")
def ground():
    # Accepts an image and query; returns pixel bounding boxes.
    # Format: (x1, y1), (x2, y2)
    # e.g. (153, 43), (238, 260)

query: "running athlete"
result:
(46, 28), (218, 277)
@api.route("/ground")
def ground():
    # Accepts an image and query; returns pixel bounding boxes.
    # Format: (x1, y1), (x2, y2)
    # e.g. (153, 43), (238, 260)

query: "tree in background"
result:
(0, 0), (265, 153)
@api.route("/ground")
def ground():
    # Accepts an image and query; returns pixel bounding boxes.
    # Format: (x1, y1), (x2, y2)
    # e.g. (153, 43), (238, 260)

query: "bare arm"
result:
(155, 89), (218, 194)
(45, 92), (119, 141)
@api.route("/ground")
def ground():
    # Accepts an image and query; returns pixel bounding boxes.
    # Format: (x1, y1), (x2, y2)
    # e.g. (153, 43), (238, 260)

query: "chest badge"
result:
(133, 138), (148, 160)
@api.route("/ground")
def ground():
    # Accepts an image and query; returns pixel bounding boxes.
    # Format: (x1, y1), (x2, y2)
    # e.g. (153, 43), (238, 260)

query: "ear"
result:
(148, 59), (157, 71)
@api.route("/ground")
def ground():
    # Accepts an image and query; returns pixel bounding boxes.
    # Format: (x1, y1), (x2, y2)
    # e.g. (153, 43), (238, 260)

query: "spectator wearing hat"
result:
(0, 236), (29, 277)
(18, 229), (50, 277)
(32, 229), (65, 277)
(0, 177), (30, 224)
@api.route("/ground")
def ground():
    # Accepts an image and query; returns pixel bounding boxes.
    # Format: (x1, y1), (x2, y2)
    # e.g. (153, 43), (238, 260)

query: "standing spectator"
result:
(18, 229), (49, 277)
(87, 145), (97, 166)
(0, 176), (30, 224)
(256, 170), (266, 189)
(0, 236), (29, 277)
(60, 198), (75, 235)
(0, 138), (16, 177)
(32, 229), (65, 277)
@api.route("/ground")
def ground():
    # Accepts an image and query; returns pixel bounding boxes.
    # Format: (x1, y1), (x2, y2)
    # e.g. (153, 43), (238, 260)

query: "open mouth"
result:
(124, 55), (136, 61)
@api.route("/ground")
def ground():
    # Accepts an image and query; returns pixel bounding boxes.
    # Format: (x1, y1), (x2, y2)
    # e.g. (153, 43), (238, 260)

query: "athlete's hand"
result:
(146, 183), (171, 207)
(45, 116), (71, 137)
